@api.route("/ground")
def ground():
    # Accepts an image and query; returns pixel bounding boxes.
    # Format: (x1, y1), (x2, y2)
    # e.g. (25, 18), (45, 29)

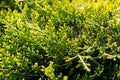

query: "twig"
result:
(77, 54), (90, 72)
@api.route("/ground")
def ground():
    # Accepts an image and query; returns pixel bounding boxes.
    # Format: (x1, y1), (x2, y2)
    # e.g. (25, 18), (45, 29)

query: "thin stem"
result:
(77, 54), (90, 72)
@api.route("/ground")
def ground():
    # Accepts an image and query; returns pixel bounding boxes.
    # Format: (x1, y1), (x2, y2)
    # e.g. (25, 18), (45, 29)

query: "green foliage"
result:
(0, 0), (120, 80)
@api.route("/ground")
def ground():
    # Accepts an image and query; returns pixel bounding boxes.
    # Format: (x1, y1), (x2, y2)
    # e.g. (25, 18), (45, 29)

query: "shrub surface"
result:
(0, 0), (120, 80)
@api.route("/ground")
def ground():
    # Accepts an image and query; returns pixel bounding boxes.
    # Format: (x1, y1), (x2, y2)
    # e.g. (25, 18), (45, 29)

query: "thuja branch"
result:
(66, 54), (91, 72)
(77, 54), (90, 72)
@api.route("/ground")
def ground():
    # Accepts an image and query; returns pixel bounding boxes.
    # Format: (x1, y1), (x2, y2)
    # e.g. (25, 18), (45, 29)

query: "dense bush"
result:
(0, 0), (120, 80)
